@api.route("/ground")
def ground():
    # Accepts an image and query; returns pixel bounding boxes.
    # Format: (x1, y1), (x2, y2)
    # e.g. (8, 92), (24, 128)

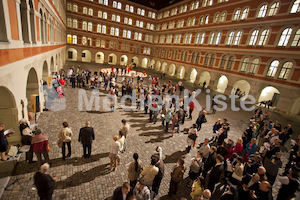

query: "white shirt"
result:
(110, 141), (120, 154)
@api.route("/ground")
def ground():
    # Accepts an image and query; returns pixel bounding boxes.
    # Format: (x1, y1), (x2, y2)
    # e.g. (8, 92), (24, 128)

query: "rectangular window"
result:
(68, 51), (73, 59)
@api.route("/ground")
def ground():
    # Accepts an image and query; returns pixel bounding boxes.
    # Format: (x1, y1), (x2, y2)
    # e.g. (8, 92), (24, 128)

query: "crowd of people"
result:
(1, 65), (299, 200)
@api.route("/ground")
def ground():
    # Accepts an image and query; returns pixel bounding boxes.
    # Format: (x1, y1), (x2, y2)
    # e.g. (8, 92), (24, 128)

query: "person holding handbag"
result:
(32, 129), (50, 166)
(186, 124), (198, 153)
(58, 122), (73, 160)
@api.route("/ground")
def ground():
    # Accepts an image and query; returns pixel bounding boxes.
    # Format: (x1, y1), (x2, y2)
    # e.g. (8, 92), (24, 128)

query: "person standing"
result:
(109, 135), (121, 171)
(0, 123), (9, 161)
(168, 158), (186, 197)
(128, 153), (143, 188)
(141, 157), (159, 188)
(34, 163), (56, 200)
(207, 154), (224, 193)
(112, 182), (133, 200)
(32, 129), (50, 166)
(165, 110), (172, 133)
(188, 101), (195, 120)
(58, 122), (73, 160)
(196, 111), (207, 131)
(78, 121), (95, 158)
(151, 147), (165, 197)
(121, 119), (130, 138)
(186, 124), (197, 153)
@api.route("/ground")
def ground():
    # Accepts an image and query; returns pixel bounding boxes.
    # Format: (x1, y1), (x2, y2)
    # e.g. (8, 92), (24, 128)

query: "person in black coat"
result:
(78, 121), (95, 158)
(34, 163), (55, 200)
(202, 146), (217, 178)
(112, 182), (133, 200)
(220, 186), (236, 200)
(238, 173), (260, 200)
(207, 154), (224, 193)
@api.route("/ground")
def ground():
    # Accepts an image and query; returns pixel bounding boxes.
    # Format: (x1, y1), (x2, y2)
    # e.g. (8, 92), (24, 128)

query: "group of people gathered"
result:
(3, 64), (298, 200)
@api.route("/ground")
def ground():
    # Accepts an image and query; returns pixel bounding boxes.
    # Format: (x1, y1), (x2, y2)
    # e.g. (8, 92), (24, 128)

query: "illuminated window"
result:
(113, 1), (117, 8)
(117, 2), (121, 9)
(67, 3), (72, 11)
(73, 5), (78, 12)
(209, 32), (215, 45)
(98, 11), (102, 18)
(268, 2), (279, 16)
(82, 21), (87, 30)
(83, 7), (87, 14)
(141, 9), (145, 16)
(249, 30), (259, 45)
(278, 28), (292, 46)
(82, 36), (87, 45)
(115, 28), (119, 36)
(233, 9), (241, 21)
(128, 18), (132, 25)
(241, 8), (249, 20)
(130, 6), (134, 13)
(227, 31), (234, 45)
(291, 29), (300, 46)
(267, 60), (279, 77)
(88, 8), (93, 16)
(279, 62), (293, 79)
(214, 13), (220, 23)
(102, 25), (106, 34)
(240, 57), (249, 72)
(290, 0), (300, 13)
(67, 18), (72, 27)
(215, 32), (221, 45)
(116, 15), (120, 22)
(249, 58), (259, 73)
(127, 30), (131, 39)
(258, 4), (267, 18)
(67, 34), (72, 43)
(200, 33), (205, 44)
(220, 12), (226, 22)
(125, 5), (129, 11)
(97, 24), (101, 33)
(124, 17), (128, 24)
(195, 33), (200, 44)
(258, 29), (269, 46)
(88, 22), (92, 31)
(72, 35), (77, 44)
(138, 33), (142, 40)
(233, 31), (242, 45)
(205, 15), (209, 24)
(112, 14), (116, 21)
(73, 19), (78, 28)
(103, 12), (107, 19)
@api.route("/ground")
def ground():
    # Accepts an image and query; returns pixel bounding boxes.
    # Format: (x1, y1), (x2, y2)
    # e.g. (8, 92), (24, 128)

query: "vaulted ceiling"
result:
(127, 0), (184, 10)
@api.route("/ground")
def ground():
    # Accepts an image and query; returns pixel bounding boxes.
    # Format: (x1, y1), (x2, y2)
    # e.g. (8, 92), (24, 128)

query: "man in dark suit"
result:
(207, 154), (224, 193)
(202, 146), (217, 178)
(238, 173), (260, 200)
(78, 121), (95, 158)
(34, 163), (56, 200)
(112, 182), (133, 200)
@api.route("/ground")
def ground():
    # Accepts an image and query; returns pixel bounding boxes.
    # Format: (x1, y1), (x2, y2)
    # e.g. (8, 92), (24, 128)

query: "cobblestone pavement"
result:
(2, 63), (299, 200)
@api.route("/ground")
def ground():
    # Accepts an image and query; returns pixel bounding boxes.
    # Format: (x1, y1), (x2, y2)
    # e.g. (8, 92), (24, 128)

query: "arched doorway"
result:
(168, 64), (176, 76)
(120, 55), (128, 65)
(216, 75), (228, 93)
(108, 53), (117, 65)
(95, 52), (104, 63)
(26, 68), (39, 115)
(189, 68), (197, 83)
(290, 97), (300, 115)
(199, 71), (211, 88)
(141, 58), (149, 68)
(177, 66), (185, 79)
(132, 56), (139, 66)
(67, 48), (77, 61)
(42, 61), (48, 82)
(82, 50), (92, 62)
(232, 80), (251, 100)
(155, 61), (161, 71)
(161, 62), (168, 73)
(0, 87), (19, 144)
(50, 57), (55, 72)
(258, 86), (280, 107)
(150, 59), (155, 69)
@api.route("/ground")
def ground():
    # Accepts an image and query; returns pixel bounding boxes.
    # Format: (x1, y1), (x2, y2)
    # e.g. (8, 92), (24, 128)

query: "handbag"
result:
(188, 134), (198, 141)
(57, 139), (63, 148)
(46, 145), (51, 152)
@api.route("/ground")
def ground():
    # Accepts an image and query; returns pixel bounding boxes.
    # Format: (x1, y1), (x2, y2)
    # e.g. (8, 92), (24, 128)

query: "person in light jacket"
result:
(58, 122), (73, 160)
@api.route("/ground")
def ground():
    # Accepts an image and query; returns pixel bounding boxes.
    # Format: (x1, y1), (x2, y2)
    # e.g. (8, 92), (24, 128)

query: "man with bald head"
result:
(78, 121), (95, 158)
(251, 181), (273, 200)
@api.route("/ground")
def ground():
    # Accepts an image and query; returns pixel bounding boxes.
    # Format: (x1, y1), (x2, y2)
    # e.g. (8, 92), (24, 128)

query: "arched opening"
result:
(155, 60), (161, 71)
(161, 62), (168, 73)
(29, 0), (36, 43)
(50, 57), (55, 72)
(0, 87), (20, 144)
(120, 55), (128, 65)
(232, 80), (251, 100)
(216, 75), (228, 93)
(290, 97), (300, 115)
(199, 71), (211, 88)
(132, 56), (139, 66)
(189, 68), (197, 83)
(20, 0), (30, 43)
(108, 53), (117, 65)
(95, 52), (105, 63)
(258, 86), (280, 107)
(67, 48), (77, 61)
(82, 50), (92, 62)
(42, 61), (48, 82)
(141, 58), (149, 68)
(150, 59), (155, 69)
(177, 66), (185, 79)
(168, 64), (176, 76)
(26, 68), (39, 114)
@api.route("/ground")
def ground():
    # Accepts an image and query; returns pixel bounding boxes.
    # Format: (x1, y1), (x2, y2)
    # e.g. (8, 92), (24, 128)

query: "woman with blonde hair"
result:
(109, 135), (121, 171)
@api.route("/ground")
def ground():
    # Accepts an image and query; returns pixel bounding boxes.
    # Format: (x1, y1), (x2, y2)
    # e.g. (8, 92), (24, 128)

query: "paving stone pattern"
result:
(2, 64), (299, 200)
